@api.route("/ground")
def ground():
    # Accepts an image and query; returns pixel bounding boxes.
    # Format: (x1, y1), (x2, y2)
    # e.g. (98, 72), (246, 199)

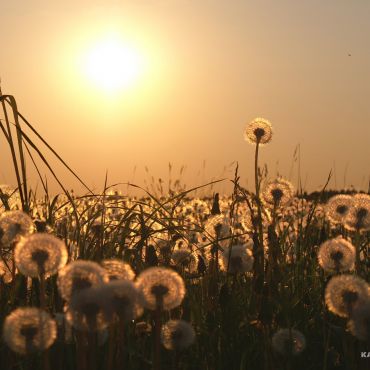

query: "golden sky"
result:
(1, 1), (369, 195)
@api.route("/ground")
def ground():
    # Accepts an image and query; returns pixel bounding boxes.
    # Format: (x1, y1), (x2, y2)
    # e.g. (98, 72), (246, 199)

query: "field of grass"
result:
(0, 96), (369, 370)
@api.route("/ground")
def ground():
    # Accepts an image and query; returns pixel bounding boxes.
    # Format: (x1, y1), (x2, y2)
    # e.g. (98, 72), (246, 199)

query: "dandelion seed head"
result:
(325, 275), (369, 317)
(3, 307), (57, 354)
(220, 244), (254, 274)
(344, 194), (370, 232)
(0, 210), (35, 248)
(101, 259), (135, 281)
(171, 249), (198, 273)
(262, 178), (294, 207)
(161, 320), (195, 350)
(271, 328), (306, 356)
(135, 321), (152, 336)
(174, 238), (191, 251)
(204, 214), (232, 251)
(15, 233), (68, 277)
(244, 117), (273, 145)
(347, 299), (370, 341)
(57, 260), (109, 302)
(67, 286), (109, 332)
(205, 214), (232, 239)
(101, 280), (143, 322)
(0, 185), (21, 210)
(325, 194), (352, 225)
(318, 237), (355, 273)
(136, 267), (185, 310)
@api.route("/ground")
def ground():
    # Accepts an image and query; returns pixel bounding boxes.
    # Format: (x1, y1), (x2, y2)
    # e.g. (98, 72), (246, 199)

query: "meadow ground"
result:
(0, 181), (369, 370)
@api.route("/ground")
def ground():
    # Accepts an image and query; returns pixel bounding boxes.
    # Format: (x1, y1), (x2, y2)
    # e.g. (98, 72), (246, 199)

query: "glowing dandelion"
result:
(57, 260), (109, 302)
(101, 259), (135, 281)
(0, 184), (21, 211)
(325, 194), (352, 225)
(317, 237), (355, 273)
(67, 285), (110, 332)
(136, 267), (185, 310)
(3, 308), (57, 354)
(15, 233), (68, 277)
(0, 210), (35, 248)
(344, 194), (370, 232)
(100, 280), (143, 322)
(325, 275), (369, 317)
(204, 214), (232, 251)
(171, 249), (198, 273)
(347, 300), (370, 341)
(220, 244), (254, 274)
(161, 320), (195, 350)
(262, 178), (294, 207)
(244, 117), (273, 145)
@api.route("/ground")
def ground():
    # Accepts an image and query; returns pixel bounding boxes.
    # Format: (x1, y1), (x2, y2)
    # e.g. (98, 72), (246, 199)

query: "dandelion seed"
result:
(0, 184), (20, 211)
(262, 178), (294, 207)
(67, 286), (109, 332)
(101, 259), (135, 281)
(174, 238), (191, 252)
(344, 194), (370, 232)
(3, 307), (57, 354)
(325, 194), (352, 225)
(347, 299), (370, 341)
(318, 237), (355, 273)
(244, 117), (273, 145)
(136, 267), (185, 310)
(161, 320), (195, 350)
(220, 244), (254, 274)
(135, 321), (152, 336)
(204, 214), (232, 251)
(100, 280), (143, 322)
(171, 249), (198, 273)
(325, 274), (369, 317)
(15, 233), (68, 277)
(271, 328), (306, 356)
(0, 210), (35, 248)
(57, 260), (109, 302)
(0, 258), (13, 283)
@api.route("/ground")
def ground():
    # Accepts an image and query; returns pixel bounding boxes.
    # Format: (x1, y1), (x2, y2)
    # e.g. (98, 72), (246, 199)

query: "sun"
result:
(83, 36), (144, 92)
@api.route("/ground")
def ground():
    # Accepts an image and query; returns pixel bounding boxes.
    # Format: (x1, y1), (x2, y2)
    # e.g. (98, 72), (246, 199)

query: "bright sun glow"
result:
(84, 37), (144, 92)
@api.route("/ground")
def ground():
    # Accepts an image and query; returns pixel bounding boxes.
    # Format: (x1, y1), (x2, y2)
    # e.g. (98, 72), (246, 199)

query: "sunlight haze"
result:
(0, 0), (369, 195)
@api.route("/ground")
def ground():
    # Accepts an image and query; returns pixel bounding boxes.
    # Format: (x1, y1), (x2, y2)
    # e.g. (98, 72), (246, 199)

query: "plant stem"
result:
(39, 271), (46, 310)
(254, 140), (264, 289)
(153, 301), (162, 370)
(88, 331), (97, 370)
(106, 324), (115, 370)
(76, 331), (87, 370)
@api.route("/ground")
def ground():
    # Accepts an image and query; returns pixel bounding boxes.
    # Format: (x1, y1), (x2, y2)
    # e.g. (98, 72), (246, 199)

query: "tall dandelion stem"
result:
(87, 332), (97, 370)
(153, 297), (163, 370)
(76, 331), (87, 370)
(354, 232), (361, 275)
(42, 348), (51, 370)
(39, 271), (46, 310)
(106, 325), (115, 370)
(254, 139), (264, 287)
(114, 319), (126, 370)
(39, 269), (50, 370)
(254, 140), (260, 196)
(244, 117), (272, 288)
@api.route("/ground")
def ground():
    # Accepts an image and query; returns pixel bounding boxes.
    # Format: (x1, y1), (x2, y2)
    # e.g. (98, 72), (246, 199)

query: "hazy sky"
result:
(1, 0), (369, 196)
